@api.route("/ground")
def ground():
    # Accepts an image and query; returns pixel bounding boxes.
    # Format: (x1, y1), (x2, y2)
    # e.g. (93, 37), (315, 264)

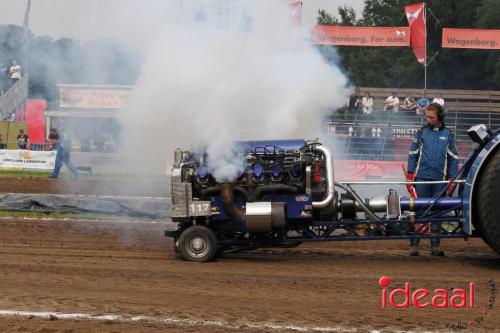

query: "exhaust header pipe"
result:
(312, 145), (335, 209)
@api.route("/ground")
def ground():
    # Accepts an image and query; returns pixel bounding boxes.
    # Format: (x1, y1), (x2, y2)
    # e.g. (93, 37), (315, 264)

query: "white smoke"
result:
(120, 0), (349, 180)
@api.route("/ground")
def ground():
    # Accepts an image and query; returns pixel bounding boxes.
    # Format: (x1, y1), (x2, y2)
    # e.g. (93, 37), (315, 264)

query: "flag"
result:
(22, 0), (31, 47)
(405, 2), (426, 64)
(289, 1), (302, 26)
(22, 0), (31, 75)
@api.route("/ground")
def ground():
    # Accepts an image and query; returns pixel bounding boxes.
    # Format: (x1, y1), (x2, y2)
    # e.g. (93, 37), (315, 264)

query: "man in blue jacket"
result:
(406, 102), (459, 256)
(48, 127), (79, 179)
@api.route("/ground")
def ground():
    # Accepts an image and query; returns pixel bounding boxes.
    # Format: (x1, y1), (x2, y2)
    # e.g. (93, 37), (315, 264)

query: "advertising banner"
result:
(26, 99), (46, 143)
(0, 149), (56, 170)
(59, 86), (132, 109)
(391, 126), (419, 139)
(334, 160), (405, 181)
(442, 28), (500, 49)
(312, 25), (410, 47)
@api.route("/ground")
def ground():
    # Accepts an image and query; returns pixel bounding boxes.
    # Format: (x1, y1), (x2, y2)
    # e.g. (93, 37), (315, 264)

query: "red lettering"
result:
(470, 282), (475, 308)
(431, 289), (449, 308)
(379, 277), (475, 309)
(412, 289), (430, 308)
(389, 282), (410, 308)
(450, 289), (467, 308)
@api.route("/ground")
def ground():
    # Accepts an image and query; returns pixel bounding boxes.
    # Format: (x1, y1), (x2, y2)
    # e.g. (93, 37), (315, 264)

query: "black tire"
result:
(475, 148), (500, 254)
(177, 226), (218, 262)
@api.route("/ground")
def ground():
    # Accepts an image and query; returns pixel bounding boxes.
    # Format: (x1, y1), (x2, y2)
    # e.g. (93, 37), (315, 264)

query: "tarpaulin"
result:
(0, 193), (170, 218)
(442, 28), (500, 49)
(312, 25), (410, 47)
(26, 99), (46, 143)
(405, 2), (426, 64)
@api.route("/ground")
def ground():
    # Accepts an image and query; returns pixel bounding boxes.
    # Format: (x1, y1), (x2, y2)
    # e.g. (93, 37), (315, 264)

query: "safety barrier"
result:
(0, 75), (28, 121)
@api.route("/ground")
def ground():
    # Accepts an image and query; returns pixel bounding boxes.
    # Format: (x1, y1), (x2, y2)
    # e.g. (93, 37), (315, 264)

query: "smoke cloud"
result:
(120, 1), (349, 181)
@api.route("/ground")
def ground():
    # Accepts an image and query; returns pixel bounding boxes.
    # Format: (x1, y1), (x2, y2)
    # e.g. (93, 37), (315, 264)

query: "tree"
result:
(316, 0), (500, 90)
(0, 24), (141, 102)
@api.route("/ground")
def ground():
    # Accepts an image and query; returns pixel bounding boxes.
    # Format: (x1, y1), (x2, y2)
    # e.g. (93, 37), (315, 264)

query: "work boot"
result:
(409, 245), (419, 256)
(431, 245), (445, 256)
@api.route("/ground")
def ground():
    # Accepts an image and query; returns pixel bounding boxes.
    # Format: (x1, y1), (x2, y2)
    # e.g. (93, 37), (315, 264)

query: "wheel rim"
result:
(185, 235), (210, 259)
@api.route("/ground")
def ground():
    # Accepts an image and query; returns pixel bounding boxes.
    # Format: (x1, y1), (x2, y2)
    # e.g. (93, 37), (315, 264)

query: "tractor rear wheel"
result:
(177, 225), (218, 262)
(475, 148), (500, 254)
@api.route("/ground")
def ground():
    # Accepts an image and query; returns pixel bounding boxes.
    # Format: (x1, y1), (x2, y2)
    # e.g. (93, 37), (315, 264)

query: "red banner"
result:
(334, 160), (405, 181)
(442, 28), (500, 49)
(312, 25), (410, 46)
(26, 99), (46, 144)
(405, 2), (426, 64)
(288, 1), (302, 26)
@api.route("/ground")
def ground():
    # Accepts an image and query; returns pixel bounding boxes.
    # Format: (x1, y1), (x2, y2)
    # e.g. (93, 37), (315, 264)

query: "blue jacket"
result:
(407, 124), (459, 180)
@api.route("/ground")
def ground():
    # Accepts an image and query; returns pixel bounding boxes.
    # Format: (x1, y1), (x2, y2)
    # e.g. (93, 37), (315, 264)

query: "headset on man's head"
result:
(427, 102), (445, 121)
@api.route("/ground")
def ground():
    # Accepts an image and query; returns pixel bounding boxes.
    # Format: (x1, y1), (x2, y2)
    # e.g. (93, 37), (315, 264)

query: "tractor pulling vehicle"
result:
(166, 124), (500, 262)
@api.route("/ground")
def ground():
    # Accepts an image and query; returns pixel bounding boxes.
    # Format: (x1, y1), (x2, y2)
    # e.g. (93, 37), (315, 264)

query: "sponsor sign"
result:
(0, 149), (56, 170)
(59, 86), (132, 109)
(442, 28), (500, 49)
(391, 126), (419, 139)
(312, 25), (410, 47)
(334, 160), (405, 181)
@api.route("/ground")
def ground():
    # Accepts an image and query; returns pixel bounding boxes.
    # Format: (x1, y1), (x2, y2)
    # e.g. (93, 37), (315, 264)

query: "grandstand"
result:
(326, 87), (500, 162)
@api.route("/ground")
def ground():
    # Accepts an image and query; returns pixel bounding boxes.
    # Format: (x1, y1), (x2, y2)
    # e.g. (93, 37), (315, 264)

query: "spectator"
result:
(348, 89), (360, 114)
(9, 59), (21, 87)
(416, 93), (429, 115)
(348, 125), (354, 137)
(383, 91), (399, 112)
(0, 130), (4, 149)
(17, 129), (30, 150)
(49, 126), (79, 179)
(432, 94), (445, 108)
(401, 94), (417, 112)
(361, 91), (374, 115)
(46, 128), (59, 151)
(327, 123), (336, 135)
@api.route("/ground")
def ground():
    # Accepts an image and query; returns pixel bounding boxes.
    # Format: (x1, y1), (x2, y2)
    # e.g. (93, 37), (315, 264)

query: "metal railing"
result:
(0, 142), (53, 151)
(0, 75), (29, 121)
(323, 107), (498, 162)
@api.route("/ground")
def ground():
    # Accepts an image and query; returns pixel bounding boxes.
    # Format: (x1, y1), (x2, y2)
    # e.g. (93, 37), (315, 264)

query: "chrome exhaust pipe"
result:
(312, 145), (334, 209)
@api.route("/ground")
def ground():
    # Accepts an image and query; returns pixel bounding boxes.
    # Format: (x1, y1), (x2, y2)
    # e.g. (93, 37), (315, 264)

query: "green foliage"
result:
(317, 0), (500, 90)
(0, 25), (141, 101)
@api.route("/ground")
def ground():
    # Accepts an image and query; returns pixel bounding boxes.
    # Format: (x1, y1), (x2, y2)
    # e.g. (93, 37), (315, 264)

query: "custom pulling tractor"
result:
(166, 124), (500, 262)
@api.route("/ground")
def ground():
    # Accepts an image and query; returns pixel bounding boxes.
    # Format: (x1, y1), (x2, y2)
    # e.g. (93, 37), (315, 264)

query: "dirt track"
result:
(0, 177), (500, 332)
(0, 176), (169, 197)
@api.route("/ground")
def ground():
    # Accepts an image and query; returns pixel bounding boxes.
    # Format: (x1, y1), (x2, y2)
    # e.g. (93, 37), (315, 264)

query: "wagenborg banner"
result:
(312, 25), (410, 47)
(442, 28), (500, 49)
(0, 149), (56, 170)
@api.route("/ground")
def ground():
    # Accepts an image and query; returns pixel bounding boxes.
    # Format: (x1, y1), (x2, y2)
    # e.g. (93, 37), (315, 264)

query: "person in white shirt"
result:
(362, 91), (374, 115)
(401, 94), (417, 112)
(432, 94), (445, 108)
(383, 91), (399, 112)
(9, 59), (21, 87)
